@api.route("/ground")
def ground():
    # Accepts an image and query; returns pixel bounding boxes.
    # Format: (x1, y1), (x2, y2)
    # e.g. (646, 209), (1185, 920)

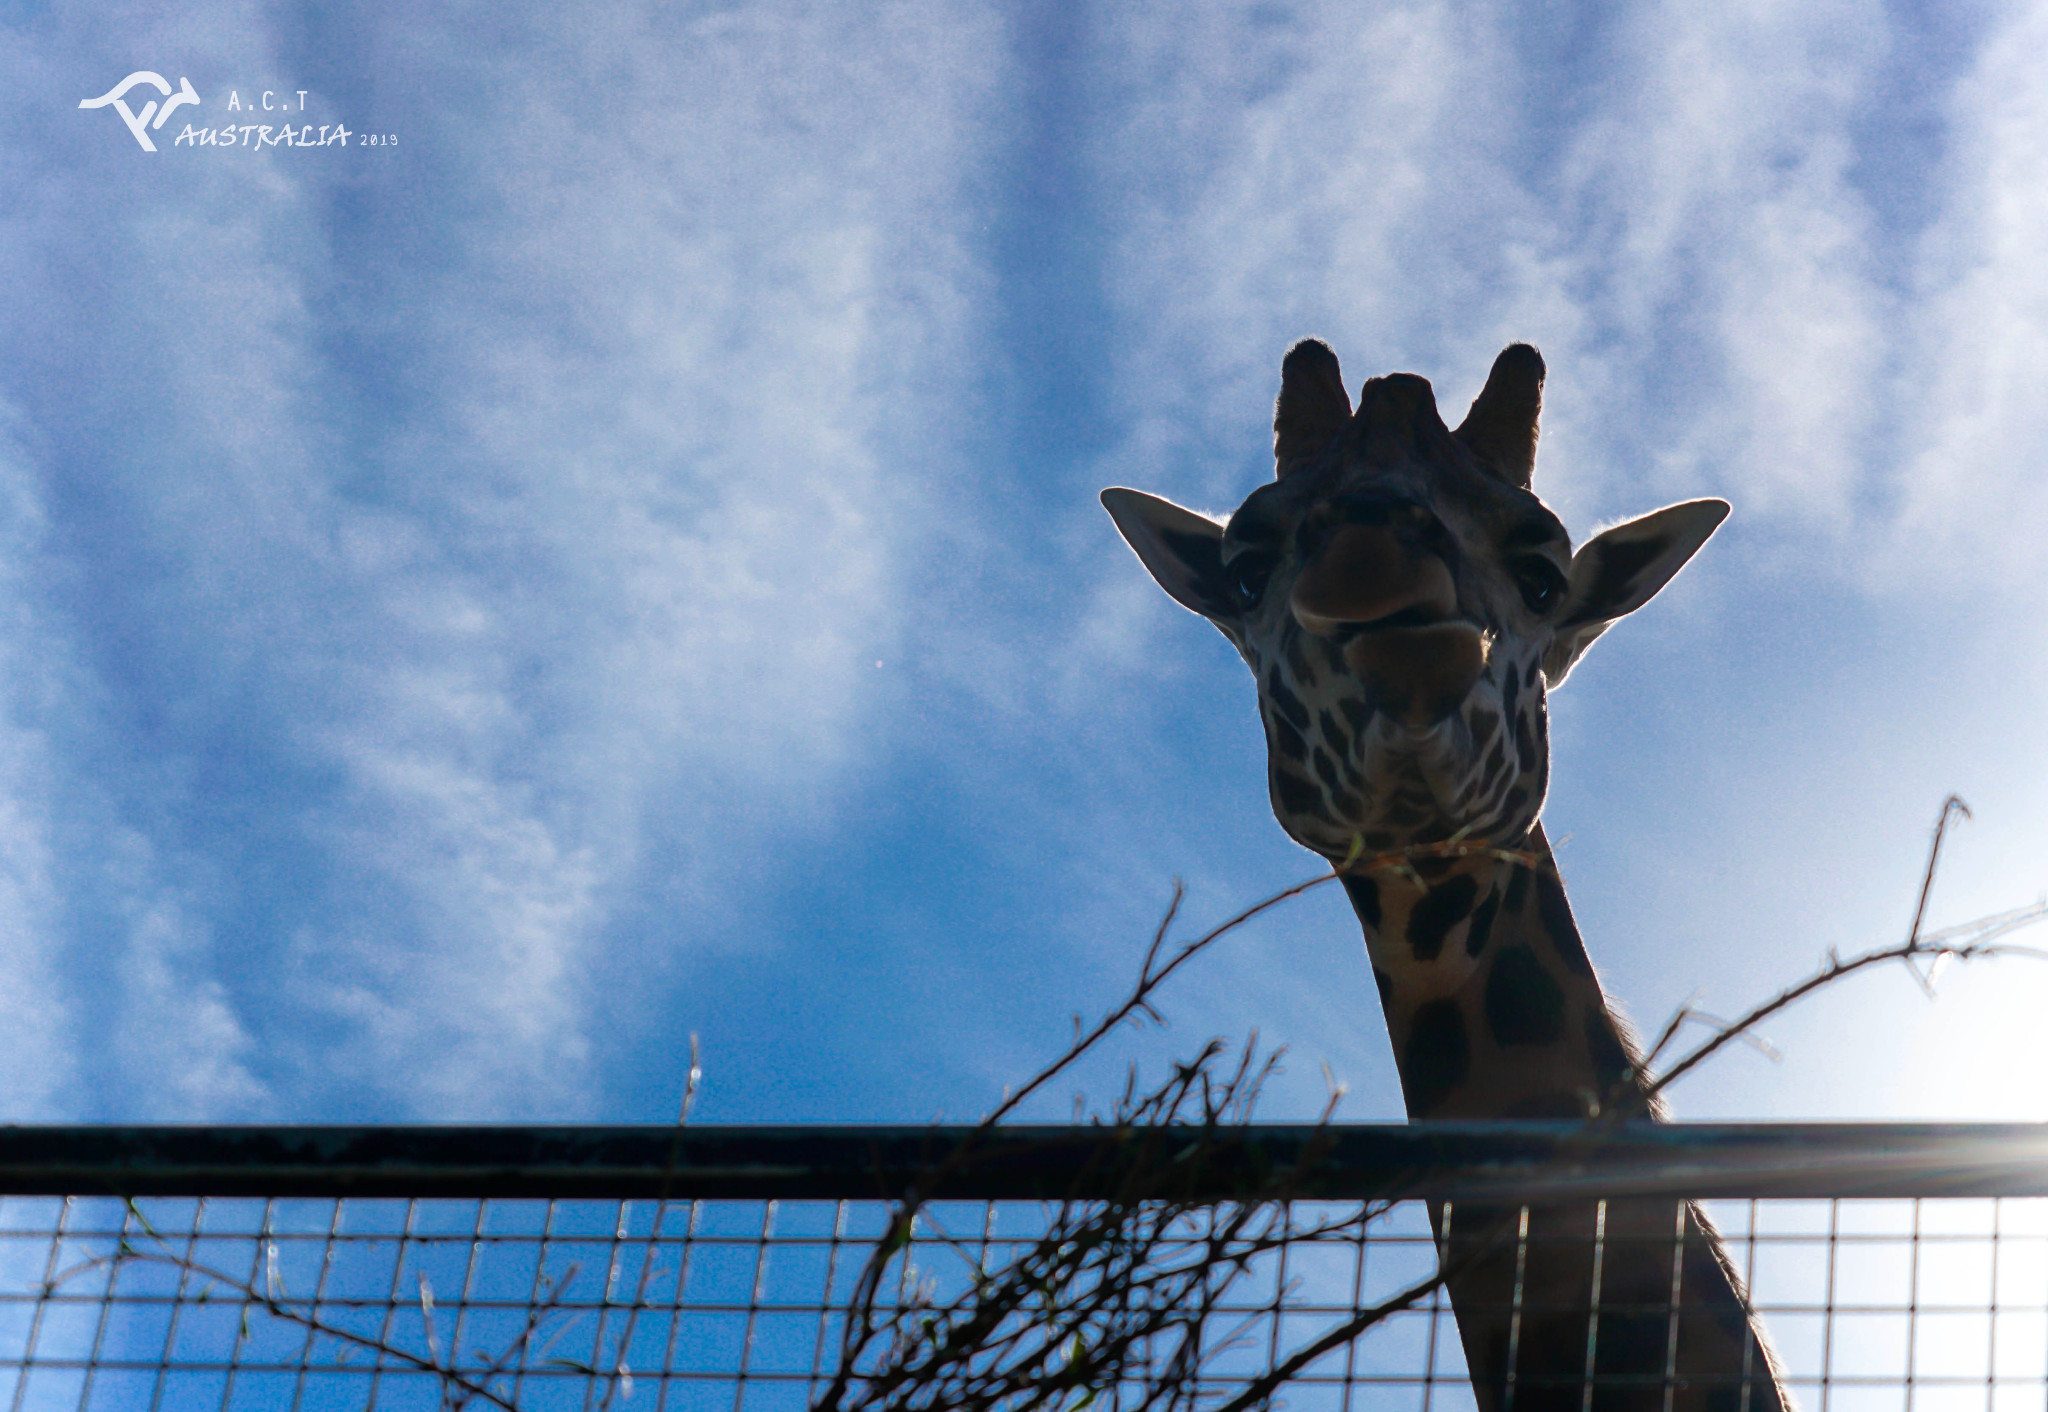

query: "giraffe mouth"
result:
(1287, 523), (1487, 722)
(1342, 620), (1490, 726)
(1289, 523), (1458, 637)
(1336, 604), (1455, 635)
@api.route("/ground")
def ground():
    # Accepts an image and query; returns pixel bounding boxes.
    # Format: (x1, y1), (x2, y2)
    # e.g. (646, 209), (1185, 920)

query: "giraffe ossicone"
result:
(1103, 340), (1784, 1412)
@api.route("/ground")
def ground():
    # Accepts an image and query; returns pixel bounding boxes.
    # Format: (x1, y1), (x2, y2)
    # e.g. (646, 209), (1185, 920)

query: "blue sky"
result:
(3, 0), (2046, 1128)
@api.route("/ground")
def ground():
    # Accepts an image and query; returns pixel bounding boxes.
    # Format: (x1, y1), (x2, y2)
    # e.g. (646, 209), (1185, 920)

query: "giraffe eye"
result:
(1513, 559), (1567, 614)
(1231, 552), (1278, 608)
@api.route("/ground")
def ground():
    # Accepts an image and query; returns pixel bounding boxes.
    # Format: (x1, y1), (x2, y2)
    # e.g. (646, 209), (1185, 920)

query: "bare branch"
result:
(1209, 1264), (1449, 1412)
(820, 839), (1549, 1412)
(1643, 921), (2048, 1101)
(55, 1248), (529, 1412)
(1639, 795), (2046, 1104)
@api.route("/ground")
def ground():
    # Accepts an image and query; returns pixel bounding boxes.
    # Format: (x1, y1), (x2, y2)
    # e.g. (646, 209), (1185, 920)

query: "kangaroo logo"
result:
(80, 72), (201, 152)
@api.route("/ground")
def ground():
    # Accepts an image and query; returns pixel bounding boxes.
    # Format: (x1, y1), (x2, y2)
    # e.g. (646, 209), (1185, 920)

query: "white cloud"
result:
(0, 402), (274, 1120)
(1892, 0), (2048, 598)
(1522, 1), (1892, 531)
(0, 759), (72, 1120)
(1092, 2), (1542, 503)
(102, 830), (268, 1119)
(0, 414), (80, 1119)
(0, 1), (1005, 1117)
(1087, 0), (1904, 533)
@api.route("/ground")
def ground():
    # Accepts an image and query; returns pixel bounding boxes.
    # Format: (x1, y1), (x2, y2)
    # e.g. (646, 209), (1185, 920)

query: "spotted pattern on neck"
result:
(1346, 824), (1646, 1120)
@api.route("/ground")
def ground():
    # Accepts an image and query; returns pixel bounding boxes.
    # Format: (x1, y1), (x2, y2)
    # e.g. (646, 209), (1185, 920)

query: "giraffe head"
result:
(1104, 340), (1727, 860)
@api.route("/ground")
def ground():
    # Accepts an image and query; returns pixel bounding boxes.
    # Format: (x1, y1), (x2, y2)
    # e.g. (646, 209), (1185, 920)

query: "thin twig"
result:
(1908, 795), (1972, 947)
(1210, 1264), (1450, 1412)
(1644, 923), (2048, 1100)
(1638, 794), (2046, 1103)
(57, 1249), (525, 1412)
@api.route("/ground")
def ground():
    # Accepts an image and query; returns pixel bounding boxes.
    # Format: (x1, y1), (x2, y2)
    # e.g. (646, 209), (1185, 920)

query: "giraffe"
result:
(1102, 339), (1786, 1412)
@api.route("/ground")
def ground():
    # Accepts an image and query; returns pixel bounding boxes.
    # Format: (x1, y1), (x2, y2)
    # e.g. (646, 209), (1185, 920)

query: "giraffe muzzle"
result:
(1290, 524), (1488, 725)
(1289, 523), (1458, 636)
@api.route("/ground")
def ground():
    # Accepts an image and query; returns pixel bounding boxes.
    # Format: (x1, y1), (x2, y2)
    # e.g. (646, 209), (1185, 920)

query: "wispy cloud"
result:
(0, 416), (75, 1119)
(102, 829), (267, 1120)
(1893, 0), (2048, 598)
(1555, 2), (1891, 525)
(0, 1), (1003, 1117)
(1091, 2), (1545, 505)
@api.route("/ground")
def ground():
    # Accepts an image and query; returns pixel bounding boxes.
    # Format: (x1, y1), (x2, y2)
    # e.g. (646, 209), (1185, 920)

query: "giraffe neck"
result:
(1346, 825), (1785, 1411)
(1342, 822), (1649, 1121)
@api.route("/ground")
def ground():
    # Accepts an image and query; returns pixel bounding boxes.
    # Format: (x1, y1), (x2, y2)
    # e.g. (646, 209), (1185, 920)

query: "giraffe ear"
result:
(1274, 339), (1351, 477)
(1542, 498), (1729, 686)
(1455, 343), (1545, 487)
(1100, 488), (1236, 620)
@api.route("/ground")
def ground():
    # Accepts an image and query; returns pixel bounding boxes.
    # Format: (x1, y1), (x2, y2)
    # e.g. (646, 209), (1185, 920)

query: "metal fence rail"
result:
(2, 1123), (2046, 1411)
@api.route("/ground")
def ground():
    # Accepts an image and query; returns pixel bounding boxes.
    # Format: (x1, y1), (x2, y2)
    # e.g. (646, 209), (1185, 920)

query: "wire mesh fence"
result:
(4, 1124), (2048, 1412)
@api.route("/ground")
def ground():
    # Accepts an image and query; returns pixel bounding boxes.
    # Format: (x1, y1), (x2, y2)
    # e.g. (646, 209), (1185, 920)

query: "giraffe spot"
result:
(1464, 888), (1501, 957)
(1342, 873), (1381, 930)
(1372, 965), (1393, 1008)
(1482, 735), (1506, 783)
(1339, 697), (1375, 736)
(1331, 789), (1364, 818)
(1502, 862), (1530, 914)
(1318, 708), (1351, 760)
(1407, 874), (1478, 960)
(1513, 705), (1537, 773)
(1312, 746), (1342, 790)
(1286, 630), (1313, 682)
(1273, 768), (1325, 819)
(1536, 871), (1594, 975)
(1402, 999), (1469, 1114)
(1484, 945), (1565, 1045)
(1585, 1011), (1635, 1092)
(1525, 656), (1541, 687)
(1267, 711), (1308, 762)
(1266, 665), (1310, 730)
